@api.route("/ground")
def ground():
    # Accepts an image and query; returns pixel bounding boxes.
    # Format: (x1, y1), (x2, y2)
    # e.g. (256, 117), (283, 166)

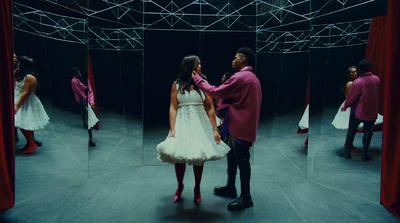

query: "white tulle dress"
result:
(157, 84), (231, 165)
(298, 104), (309, 130)
(331, 100), (384, 130)
(14, 75), (49, 130)
(87, 104), (99, 129)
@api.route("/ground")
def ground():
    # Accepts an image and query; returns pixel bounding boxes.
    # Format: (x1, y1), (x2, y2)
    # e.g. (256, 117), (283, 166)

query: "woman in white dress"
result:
(332, 66), (358, 130)
(14, 56), (49, 154)
(331, 66), (383, 152)
(87, 81), (98, 146)
(157, 55), (230, 205)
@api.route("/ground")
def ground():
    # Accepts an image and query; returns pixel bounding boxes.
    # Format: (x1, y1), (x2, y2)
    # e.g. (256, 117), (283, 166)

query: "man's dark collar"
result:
(359, 71), (372, 77)
(239, 66), (253, 72)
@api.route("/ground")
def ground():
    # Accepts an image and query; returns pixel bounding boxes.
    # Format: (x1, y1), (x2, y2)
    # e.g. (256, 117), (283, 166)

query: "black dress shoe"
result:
(214, 186), (237, 198)
(337, 150), (351, 159)
(34, 138), (42, 147)
(89, 138), (96, 147)
(227, 196), (253, 211)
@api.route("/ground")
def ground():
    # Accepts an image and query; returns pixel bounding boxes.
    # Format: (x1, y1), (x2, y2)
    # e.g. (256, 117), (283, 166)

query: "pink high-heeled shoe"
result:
(21, 145), (38, 154)
(174, 185), (184, 203)
(194, 189), (201, 205)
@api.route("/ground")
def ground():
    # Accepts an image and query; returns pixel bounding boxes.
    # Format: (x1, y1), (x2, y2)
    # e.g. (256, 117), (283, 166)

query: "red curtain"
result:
(88, 53), (99, 130)
(0, 0), (15, 212)
(365, 16), (387, 114)
(380, 0), (400, 217)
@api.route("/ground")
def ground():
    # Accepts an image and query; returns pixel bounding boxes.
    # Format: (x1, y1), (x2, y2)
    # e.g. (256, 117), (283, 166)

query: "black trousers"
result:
(222, 134), (251, 198)
(79, 100), (88, 127)
(345, 113), (375, 153)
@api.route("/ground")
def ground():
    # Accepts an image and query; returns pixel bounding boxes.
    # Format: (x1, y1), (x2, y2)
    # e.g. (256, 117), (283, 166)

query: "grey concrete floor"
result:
(1, 104), (398, 223)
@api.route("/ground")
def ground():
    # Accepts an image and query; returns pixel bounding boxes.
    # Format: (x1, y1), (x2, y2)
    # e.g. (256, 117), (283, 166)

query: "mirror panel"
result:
(13, 0), (89, 201)
(256, 0), (310, 180)
(309, 0), (388, 200)
(87, 1), (144, 176)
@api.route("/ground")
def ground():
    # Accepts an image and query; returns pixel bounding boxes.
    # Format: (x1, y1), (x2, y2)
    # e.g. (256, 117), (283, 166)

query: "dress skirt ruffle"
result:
(157, 104), (230, 166)
(332, 101), (384, 130)
(14, 92), (49, 131)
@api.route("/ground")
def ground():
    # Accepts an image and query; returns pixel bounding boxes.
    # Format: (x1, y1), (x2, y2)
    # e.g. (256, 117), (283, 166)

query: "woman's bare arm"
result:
(345, 81), (353, 98)
(169, 83), (178, 137)
(204, 92), (221, 144)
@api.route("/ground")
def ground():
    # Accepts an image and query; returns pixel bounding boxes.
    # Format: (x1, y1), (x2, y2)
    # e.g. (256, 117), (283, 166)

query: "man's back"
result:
(351, 72), (380, 121)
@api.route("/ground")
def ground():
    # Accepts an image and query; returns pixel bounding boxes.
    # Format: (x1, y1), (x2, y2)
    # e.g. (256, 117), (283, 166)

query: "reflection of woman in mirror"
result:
(332, 66), (360, 151)
(87, 81), (98, 147)
(338, 60), (381, 161)
(332, 66), (383, 151)
(14, 56), (49, 154)
(298, 75), (310, 149)
(157, 55), (230, 205)
(13, 53), (43, 146)
(221, 72), (232, 84)
(13, 53), (19, 142)
(332, 67), (358, 128)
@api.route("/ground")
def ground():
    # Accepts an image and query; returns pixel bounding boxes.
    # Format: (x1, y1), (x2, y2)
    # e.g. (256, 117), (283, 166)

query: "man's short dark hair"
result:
(237, 47), (255, 67)
(357, 59), (371, 73)
(71, 67), (80, 77)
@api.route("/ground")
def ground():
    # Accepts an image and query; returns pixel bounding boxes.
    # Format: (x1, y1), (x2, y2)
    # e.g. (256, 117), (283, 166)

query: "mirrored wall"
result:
(13, 1), (89, 202)
(87, 0), (144, 176)
(308, 0), (388, 201)
(12, 0), (389, 206)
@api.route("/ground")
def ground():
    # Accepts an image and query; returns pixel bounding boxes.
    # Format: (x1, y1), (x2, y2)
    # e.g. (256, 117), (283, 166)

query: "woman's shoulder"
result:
(25, 74), (37, 82)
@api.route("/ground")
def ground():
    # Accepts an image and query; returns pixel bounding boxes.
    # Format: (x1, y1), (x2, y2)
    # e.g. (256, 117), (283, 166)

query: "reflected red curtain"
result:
(365, 16), (387, 114)
(0, 0), (15, 212)
(380, 0), (400, 217)
(88, 53), (99, 130)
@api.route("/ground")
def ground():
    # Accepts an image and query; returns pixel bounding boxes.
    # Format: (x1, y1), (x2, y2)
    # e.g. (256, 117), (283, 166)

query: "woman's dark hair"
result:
(237, 47), (255, 67)
(341, 66), (357, 95)
(17, 56), (36, 81)
(176, 55), (199, 94)
(71, 67), (80, 78)
(223, 72), (232, 80)
(345, 66), (357, 80)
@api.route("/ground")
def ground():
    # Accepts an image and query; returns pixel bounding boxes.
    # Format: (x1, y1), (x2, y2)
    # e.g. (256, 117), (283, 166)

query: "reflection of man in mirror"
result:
(192, 47), (262, 211)
(70, 67), (96, 147)
(216, 72), (232, 128)
(71, 67), (87, 128)
(338, 59), (380, 162)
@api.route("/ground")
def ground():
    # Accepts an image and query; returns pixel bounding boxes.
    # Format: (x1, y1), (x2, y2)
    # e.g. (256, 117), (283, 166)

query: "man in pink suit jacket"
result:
(71, 67), (88, 128)
(71, 67), (96, 147)
(338, 59), (380, 161)
(192, 47), (262, 211)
